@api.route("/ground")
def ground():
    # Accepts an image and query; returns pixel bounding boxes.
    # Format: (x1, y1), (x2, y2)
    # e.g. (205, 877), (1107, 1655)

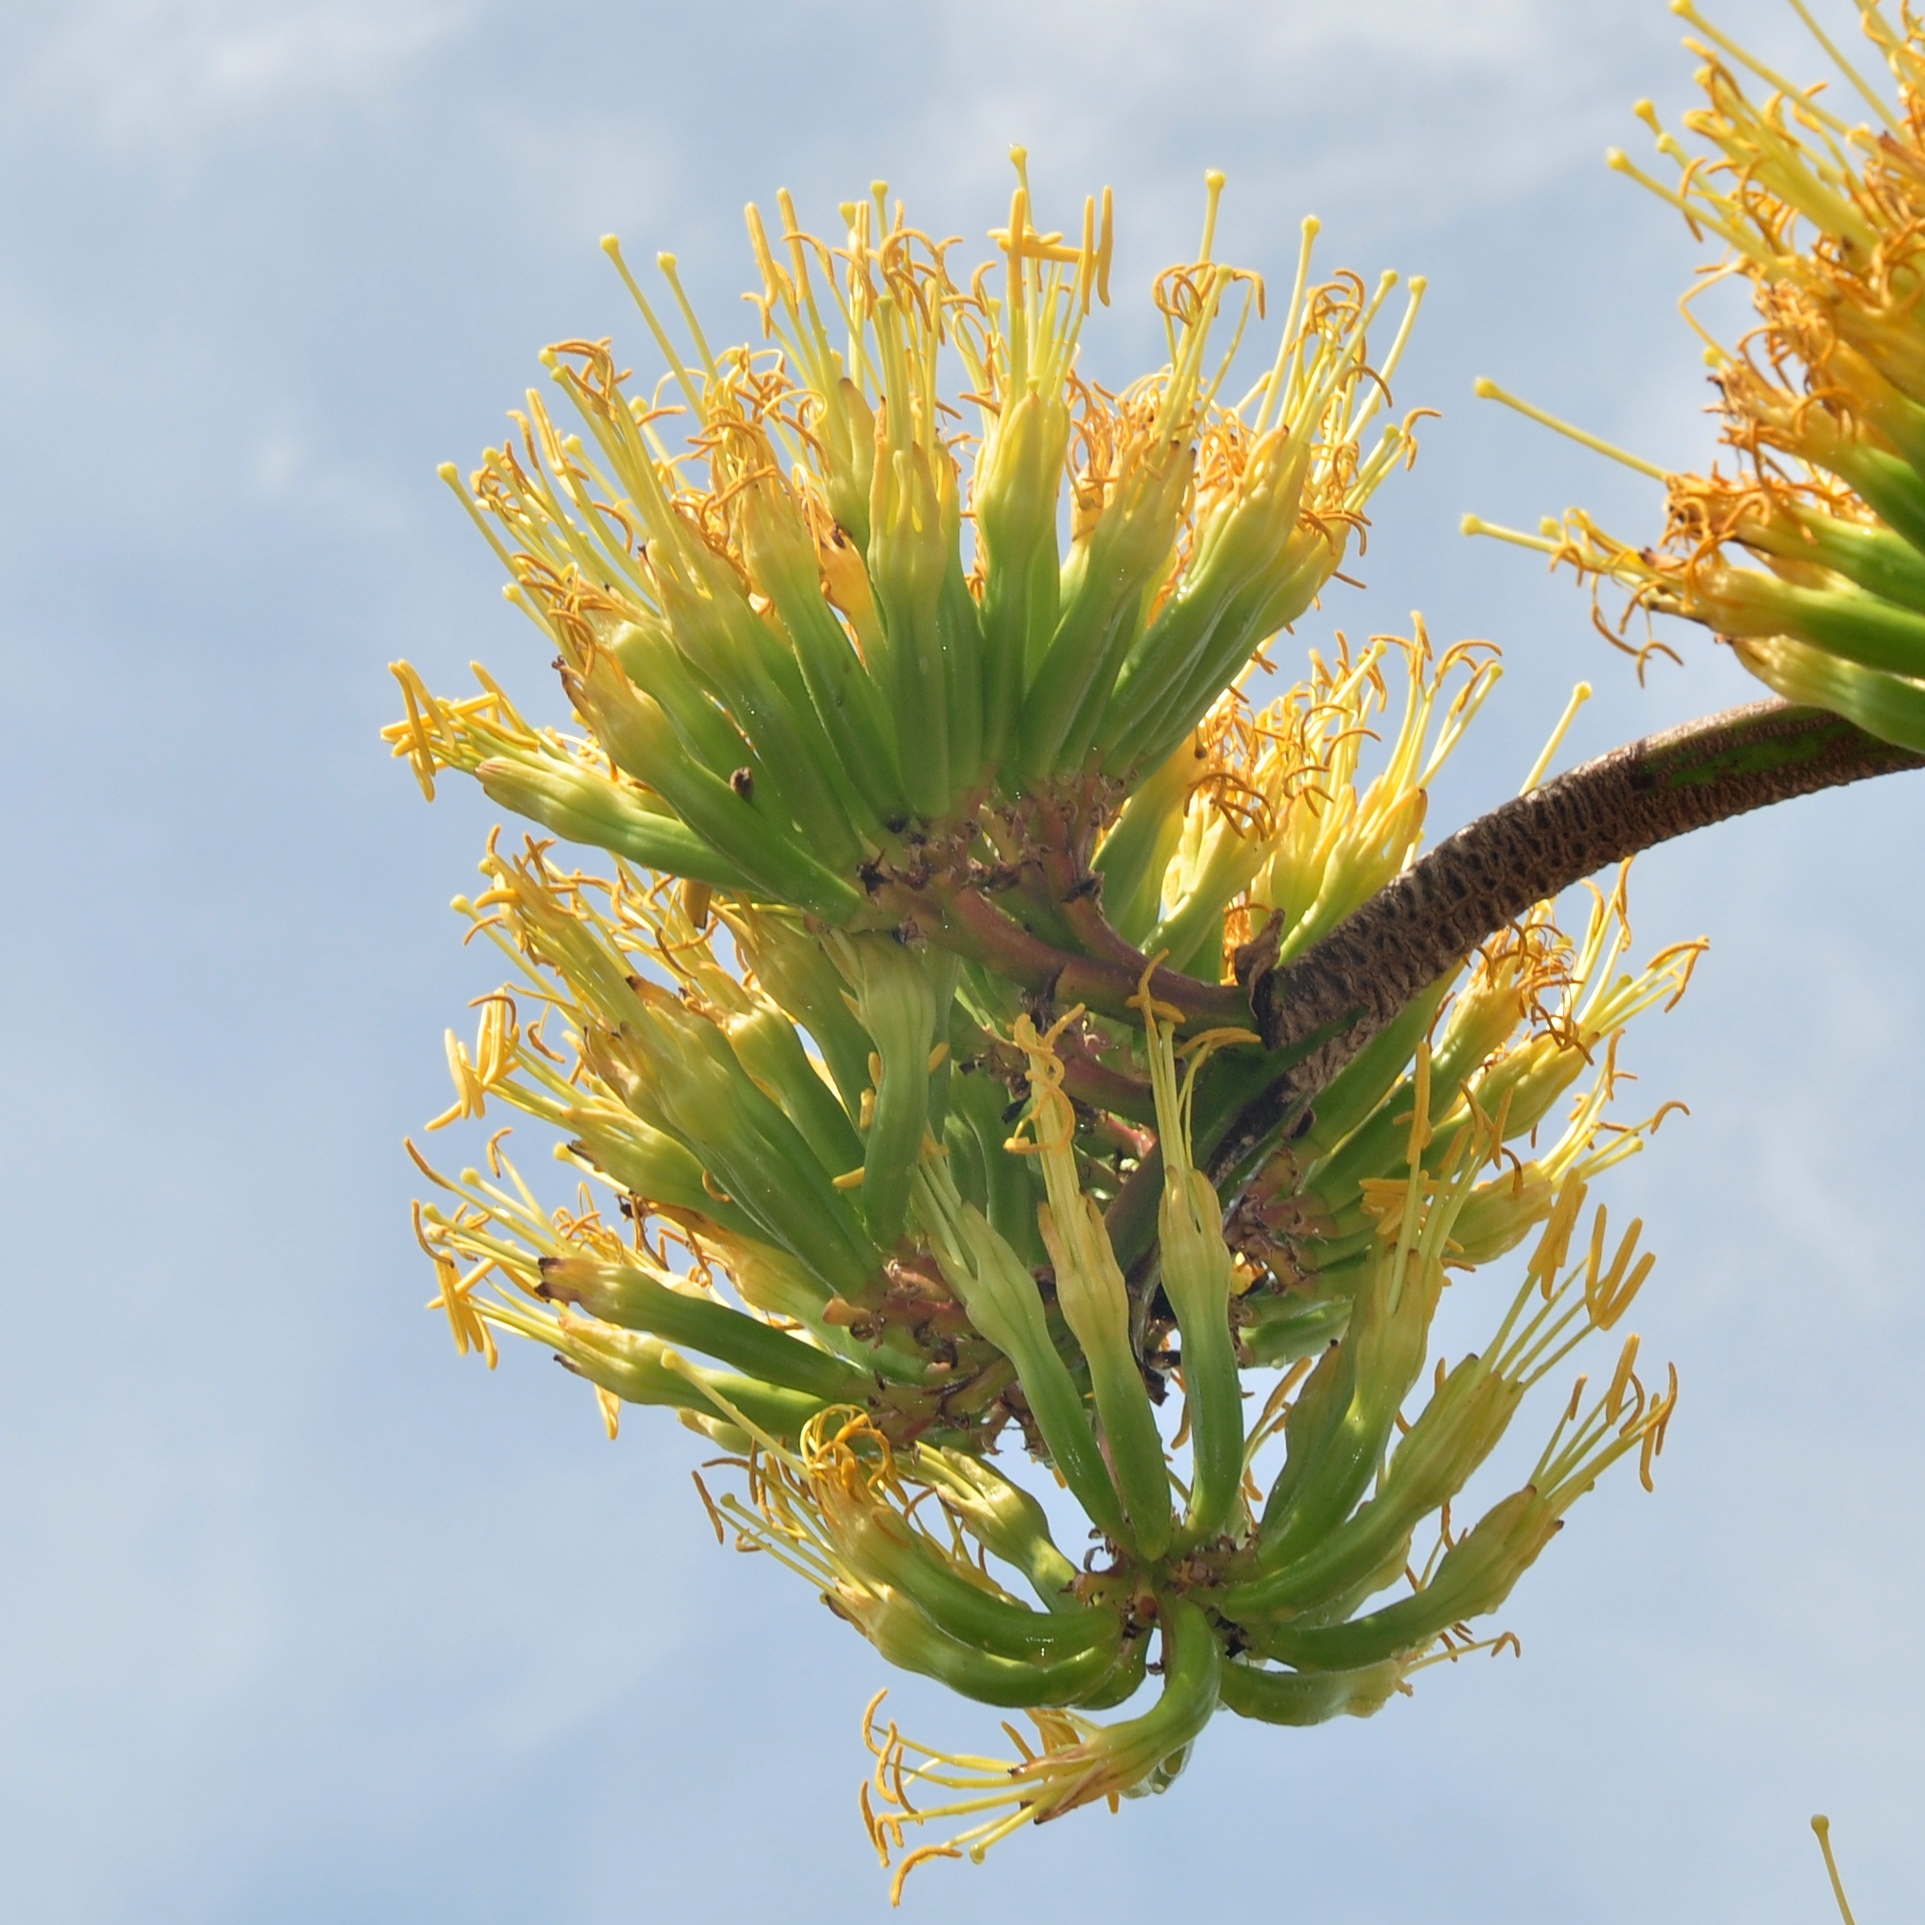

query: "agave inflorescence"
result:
(390, 164), (1712, 1898)
(1469, 0), (1925, 754)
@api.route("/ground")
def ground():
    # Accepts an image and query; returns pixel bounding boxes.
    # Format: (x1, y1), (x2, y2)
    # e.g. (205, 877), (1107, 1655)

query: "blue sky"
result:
(0, 0), (1919, 1918)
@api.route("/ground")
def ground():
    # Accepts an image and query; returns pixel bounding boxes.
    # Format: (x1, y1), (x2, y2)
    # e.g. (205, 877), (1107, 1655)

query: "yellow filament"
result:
(1671, 0), (1852, 138)
(1472, 378), (1668, 480)
(1811, 1815), (1859, 1925)
(1784, 0), (1902, 135)
(1519, 682), (1593, 794)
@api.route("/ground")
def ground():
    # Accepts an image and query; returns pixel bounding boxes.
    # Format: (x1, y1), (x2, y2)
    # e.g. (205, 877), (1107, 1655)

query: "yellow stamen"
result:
(1519, 682), (1592, 794)
(1811, 1815), (1860, 1925)
(1472, 377), (1669, 480)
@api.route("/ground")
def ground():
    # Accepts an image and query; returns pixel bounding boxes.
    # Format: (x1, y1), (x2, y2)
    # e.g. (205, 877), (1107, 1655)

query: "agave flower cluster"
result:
(1473, 0), (1925, 752)
(393, 166), (1692, 1897)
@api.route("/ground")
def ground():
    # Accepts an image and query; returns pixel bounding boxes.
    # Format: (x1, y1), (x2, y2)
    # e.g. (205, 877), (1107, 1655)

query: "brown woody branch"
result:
(1207, 700), (1922, 1184)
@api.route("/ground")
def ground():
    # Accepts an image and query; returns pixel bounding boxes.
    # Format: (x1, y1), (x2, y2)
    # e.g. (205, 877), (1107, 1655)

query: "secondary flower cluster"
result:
(391, 162), (1421, 927)
(395, 166), (1690, 1899)
(1471, 0), (1925, 753)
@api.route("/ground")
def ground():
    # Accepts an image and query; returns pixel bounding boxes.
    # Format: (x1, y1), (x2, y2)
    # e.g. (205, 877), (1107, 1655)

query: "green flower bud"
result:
(815, 374), (877, 553)
(831, 1506), (1117, 1662)
(913, 1159), (1129, 1547)
(1014, 1012), (1173, 1559)
(562, 645), (864, 920)
(1735, 632), (1925, 755)
(601, 613), (763, 783)
(914, 1446), (1083, 1610)
(830, 935), (959, 1246)
(1251, 1485), (1561, 1672)
(728, 910), (873, 1122)
(833, 1585), (1125, 1709)
(1239, 1288), (1354, 1370)
(1091, 736), (1202, 944)
(470, 755), (742, 886)
(556, 1101), (756, 1240)
(1289, 978), (1457, 1166)
(724, 1001), (866, 1180)
(974, 387), (1069, 760)
(1256, 1119), (1463, 1568)
(1139, 990), (1252, 1546)
(1217, 1655), (1407, 1726)
(608, 987), (882, 1300)
(733, 471), (907, 823)
(536, 1252), (872, 1404)
(946, 1066), (1047, 1268)
(533, 1300), (827, 1439)
(701, 1228), (930, 1386)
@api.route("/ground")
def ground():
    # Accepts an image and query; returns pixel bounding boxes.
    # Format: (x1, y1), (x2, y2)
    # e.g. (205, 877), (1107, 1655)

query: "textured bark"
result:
(1209, 700), (1923, 1182)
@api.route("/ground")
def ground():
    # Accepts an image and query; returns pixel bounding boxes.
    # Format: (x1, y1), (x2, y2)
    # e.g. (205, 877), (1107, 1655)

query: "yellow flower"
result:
(390, 160), (1427, 918)
(859, 1595), (1220, 1905)
(394, 149), (1716, 1904)
(1102, 623), (1501, 980)
(1469, 0), (1925, 747)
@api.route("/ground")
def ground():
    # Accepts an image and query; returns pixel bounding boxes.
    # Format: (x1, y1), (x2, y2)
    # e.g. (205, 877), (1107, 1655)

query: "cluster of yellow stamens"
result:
(1470, 0), (1925, 746)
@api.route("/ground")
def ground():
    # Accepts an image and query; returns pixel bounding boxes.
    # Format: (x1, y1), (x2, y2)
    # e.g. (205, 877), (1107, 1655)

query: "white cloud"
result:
(483, 106), (688, 269)
(880, 0), (1559, 171)
(6, 0), (478, 158)
(782, 0), (1828, 253)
